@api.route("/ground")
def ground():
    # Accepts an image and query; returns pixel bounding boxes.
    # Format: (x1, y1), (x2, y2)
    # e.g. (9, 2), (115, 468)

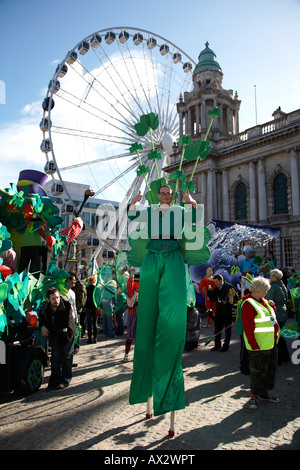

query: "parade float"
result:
(0, 170), (83, 394)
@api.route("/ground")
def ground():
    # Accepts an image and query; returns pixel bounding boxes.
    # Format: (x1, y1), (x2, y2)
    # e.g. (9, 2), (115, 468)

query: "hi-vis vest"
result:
(243, 298), (279, 351)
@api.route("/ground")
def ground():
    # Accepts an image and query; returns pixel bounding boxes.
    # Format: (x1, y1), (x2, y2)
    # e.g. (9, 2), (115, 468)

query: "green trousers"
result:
(129, 248), (187, 416)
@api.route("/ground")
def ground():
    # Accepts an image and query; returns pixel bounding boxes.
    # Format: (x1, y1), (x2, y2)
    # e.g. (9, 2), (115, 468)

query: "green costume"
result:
(124, 110), (220, 418)
(128, 204), (197, 415)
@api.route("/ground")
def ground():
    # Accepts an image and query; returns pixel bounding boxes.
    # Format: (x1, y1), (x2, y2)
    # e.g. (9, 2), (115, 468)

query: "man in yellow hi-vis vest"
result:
(241, 276), (280, 410)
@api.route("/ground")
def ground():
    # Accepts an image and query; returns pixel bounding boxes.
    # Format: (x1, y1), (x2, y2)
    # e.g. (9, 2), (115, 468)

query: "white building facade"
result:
(164, 43), (300, 270)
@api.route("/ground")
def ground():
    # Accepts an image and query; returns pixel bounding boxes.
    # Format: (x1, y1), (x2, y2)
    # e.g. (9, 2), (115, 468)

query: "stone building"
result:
(164, 42), (300, 271)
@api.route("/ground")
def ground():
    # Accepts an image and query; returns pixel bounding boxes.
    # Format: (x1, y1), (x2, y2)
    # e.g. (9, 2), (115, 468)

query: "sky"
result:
(1, 0), (300, 202)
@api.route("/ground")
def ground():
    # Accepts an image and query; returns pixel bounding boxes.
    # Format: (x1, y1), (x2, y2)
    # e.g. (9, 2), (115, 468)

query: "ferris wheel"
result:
(40, 27), (195, 250)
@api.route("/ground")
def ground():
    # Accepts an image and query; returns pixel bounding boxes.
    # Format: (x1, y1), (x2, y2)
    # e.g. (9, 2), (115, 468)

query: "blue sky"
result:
(1, 0), (300, 199)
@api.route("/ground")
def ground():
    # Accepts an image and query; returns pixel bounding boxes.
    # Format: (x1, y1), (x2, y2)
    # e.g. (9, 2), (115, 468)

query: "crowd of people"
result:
(38, 251), (299, 412)
(196, 257), (299, 410)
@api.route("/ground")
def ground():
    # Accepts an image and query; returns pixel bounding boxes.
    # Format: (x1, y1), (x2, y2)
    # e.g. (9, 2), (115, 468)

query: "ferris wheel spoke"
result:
(148, 47), (162, 120)
(94, 160), (139, 197)
(166, 73), (192, 129)
(139, 42), (158, 116)
(92, 42), (145, 119)
(56, 88), (138, 142)
(68, 60), (138, 128)
(157, 55), (173, 126)
(121, 39), (154, 116)
(51, 125), (138, 147)
(59, 150), (143, 171)
(115, 40), (150, 117)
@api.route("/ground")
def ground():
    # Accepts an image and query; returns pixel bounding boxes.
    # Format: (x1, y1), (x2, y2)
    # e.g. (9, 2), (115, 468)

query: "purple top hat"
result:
(17, 169), (48, 197)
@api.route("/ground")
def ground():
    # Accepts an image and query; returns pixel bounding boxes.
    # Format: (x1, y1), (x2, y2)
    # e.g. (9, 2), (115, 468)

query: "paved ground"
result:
(0, 323), (299, 452)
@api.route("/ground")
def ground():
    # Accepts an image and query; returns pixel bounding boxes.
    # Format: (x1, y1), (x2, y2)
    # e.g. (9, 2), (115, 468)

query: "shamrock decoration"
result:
(254, 255), (262, 264)
(147, 149), (162, 161)
(288, 273), (300, 288)
(38, 261), (70, 298)
(178, 134), (193, 146)
(243, 273), (253, 284)
(137, 165), (150, 177)
(259, 263), (272, 275)
(184, 139), (211, 162)
(170, 169), (186, 182)
(129, 139), (153, 200)
(9, 189), (25, 210)
(129, 142), (143, 154)
(208, 107), (222, 118)
(181, 180), (195, 192)
(172, 134), (193, 202)
(0, 223), (12, 257)
(231, 266), (239, 275)
(4, 272), (29, 324)
(180, 108), (220, 195)
(134, 113), (159, 136)
(53, 232), (68, 255)
(130, 110), (221, 203)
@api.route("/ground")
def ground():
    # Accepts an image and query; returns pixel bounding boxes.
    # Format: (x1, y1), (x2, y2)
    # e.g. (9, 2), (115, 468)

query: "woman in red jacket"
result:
(241, 276), (280, 409)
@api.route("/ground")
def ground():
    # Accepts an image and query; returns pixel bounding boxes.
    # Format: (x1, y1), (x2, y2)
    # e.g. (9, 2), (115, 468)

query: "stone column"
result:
(257, 158), (268, 222)
(185, 109), (189, 134)
(290, 148), (300, 216)
(219, 103), (224, 134)
(222, 168), (230, 220)
(201, 101), (206, 131)
(179, 112), (183, 137)
(249, 160), (257, 223)
(200, 171), (207, 220)
(234, 108), (239, 135)
(207, 167), (217, 221)
(195, 104), (200, 134)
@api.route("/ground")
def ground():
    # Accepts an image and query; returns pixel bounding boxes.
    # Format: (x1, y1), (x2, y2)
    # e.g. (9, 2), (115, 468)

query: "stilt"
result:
(146, 397), (152, 419)
(168, 411), (175, 437)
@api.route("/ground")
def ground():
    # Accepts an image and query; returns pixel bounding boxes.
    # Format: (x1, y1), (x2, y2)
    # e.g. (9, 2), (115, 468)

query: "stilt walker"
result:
(127, 110), (220, 436)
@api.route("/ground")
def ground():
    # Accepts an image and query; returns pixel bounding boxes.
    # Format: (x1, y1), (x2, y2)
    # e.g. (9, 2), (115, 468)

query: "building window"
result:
(83, 212), (90, 225)
(273, 174), (288, 214)
(283, 238), (293, 267)
(235, 183), (247, 220)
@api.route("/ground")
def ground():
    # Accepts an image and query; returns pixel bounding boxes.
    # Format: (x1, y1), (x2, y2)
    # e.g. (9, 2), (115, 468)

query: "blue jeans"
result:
(49, 335), (75, 387)
(102, 314), (115, 338)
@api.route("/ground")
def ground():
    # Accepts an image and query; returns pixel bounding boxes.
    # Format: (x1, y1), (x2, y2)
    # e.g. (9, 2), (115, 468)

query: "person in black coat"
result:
(40, 287), (76, 390)
(207, 274), (238, 352)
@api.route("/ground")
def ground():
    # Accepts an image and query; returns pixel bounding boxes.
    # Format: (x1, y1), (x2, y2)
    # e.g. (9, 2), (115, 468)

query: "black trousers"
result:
(214, 311), (232, 348)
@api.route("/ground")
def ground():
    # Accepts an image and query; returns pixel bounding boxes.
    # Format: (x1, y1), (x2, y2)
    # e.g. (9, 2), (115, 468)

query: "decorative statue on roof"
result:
(126, 108), (221, 436)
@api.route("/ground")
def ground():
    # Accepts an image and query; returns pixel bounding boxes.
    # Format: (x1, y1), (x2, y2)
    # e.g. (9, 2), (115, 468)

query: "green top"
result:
(127, 204), (197, 250)
(193, 42), (222, 75)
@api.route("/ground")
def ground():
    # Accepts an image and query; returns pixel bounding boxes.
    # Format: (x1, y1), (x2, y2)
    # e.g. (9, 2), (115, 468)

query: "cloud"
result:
(0, 107), (45, 188)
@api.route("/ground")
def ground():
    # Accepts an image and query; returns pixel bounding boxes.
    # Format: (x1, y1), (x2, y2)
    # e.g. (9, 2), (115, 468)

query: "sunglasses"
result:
(159, 192), (172, 195)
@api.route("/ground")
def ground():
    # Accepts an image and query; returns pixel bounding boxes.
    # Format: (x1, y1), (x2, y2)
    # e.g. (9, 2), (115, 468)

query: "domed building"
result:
(165, 42), (300, 271)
